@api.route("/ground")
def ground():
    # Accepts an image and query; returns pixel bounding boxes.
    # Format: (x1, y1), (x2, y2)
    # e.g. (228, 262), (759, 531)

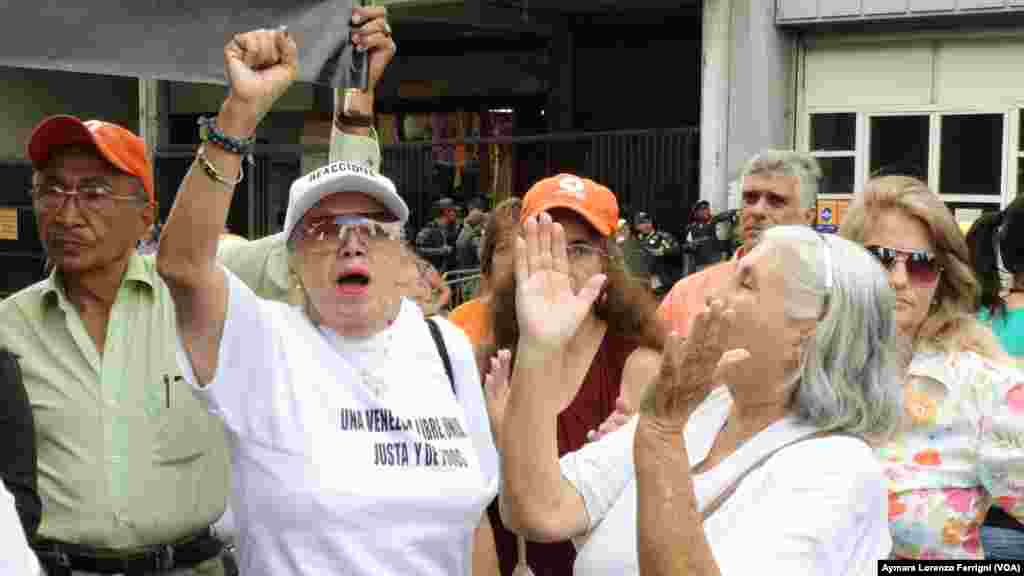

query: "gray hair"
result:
(761, 226), (901, 441)
(741, 150), (822, 209)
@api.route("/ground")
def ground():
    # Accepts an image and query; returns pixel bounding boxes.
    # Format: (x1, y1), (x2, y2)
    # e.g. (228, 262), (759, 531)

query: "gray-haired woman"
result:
(494, 221), (902, 574)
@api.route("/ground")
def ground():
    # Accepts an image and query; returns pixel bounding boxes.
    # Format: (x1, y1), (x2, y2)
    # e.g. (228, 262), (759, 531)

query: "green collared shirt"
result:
(218, 232), (290, 303)
(0, 253), (230, 550)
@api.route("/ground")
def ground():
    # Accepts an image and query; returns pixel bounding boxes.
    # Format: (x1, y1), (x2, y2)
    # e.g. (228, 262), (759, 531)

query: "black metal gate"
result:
(381, 126), (699, 236)
(0, 160), (42, 298)
(153, 145), (302, 239)
(0, 128), (698, 297)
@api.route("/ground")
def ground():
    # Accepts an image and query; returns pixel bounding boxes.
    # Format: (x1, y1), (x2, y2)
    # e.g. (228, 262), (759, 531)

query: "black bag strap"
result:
(0, 349), (20, 385)
(425, 317), (456, 397)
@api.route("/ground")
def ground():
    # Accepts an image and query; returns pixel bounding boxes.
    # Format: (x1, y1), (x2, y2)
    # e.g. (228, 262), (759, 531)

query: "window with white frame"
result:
(870, 115), (928, 181)
(805, 110), (1009, 217)
(809, 113), (855, 195)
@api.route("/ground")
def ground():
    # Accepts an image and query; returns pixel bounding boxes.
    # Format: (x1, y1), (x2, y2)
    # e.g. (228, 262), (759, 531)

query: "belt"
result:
(34, 527), (223, 575)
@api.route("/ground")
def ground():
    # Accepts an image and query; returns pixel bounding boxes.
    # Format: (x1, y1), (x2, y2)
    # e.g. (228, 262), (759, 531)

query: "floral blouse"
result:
(879, 349), (1024, 559)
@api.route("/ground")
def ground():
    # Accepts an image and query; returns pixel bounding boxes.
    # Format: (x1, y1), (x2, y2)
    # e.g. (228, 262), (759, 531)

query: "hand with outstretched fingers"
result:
(639, 298), (749, 435)
(483, 349), (512, 447)
(513, 212), (607, 414)
(586, 396), (633, 443)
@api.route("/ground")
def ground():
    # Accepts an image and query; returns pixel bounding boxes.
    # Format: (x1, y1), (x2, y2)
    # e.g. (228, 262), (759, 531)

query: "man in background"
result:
(416, 196), (459, 273)
(632, 211), (680, 296)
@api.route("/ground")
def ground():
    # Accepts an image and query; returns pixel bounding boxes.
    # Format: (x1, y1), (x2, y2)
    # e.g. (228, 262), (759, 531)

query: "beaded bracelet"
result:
(197, 116), (256, 159)
(197, 144), (244, 189)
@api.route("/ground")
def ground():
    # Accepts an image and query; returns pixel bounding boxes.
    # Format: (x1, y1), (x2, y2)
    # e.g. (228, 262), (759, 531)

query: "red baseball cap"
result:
(520, 174), (619, 237)
(27, 115), (155, 203)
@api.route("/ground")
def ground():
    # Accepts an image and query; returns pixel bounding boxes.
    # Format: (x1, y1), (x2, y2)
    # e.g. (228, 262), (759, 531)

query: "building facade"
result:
(759, 1), (1024, 227)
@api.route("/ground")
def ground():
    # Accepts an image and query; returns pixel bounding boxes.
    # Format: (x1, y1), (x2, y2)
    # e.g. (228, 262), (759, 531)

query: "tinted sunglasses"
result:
(865, 245), (942, 284)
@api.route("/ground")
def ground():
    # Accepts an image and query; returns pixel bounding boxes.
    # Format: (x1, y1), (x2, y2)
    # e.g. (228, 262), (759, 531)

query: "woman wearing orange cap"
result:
(481, 174), (664, 575)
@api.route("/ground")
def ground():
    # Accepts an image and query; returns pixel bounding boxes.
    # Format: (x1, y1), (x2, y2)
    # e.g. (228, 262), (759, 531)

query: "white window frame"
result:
(800, 107), (1014, 209)
(805, 112), (857, 197)
(935, 110), (1009, 204)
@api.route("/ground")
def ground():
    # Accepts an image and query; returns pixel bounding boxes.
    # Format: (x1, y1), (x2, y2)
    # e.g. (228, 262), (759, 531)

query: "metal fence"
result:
(0, 160), (40, 297)
(442, 267), (482, 311)
(153, 146), (303, 240)
(381, 126), (700, 236)
(0, 127), (700, 298)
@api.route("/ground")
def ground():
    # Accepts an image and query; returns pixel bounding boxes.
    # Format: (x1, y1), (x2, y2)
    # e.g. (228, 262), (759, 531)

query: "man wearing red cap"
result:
(0, 7), (394, 575)
(5, 112), (232, 576)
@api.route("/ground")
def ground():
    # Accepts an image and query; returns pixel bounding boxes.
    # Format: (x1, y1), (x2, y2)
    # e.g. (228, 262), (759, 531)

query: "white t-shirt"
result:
(560, 387), (891, 576)
(178, 270), (499, 576)
(0, 484), (40, 575)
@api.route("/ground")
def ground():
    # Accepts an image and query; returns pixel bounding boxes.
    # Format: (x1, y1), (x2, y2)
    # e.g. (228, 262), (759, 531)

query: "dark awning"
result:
(0, 1), (361, 87)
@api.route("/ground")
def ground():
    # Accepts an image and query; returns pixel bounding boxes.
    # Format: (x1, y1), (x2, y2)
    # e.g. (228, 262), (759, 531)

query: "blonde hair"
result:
(840, 175), (1005, 360)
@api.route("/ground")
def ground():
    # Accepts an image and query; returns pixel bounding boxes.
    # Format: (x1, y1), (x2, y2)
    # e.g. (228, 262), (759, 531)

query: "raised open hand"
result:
(639, 298), (749, 433)
(223, 27), (298, 135)
(587, 396), (634, 443)
(483, 349), (512, 447)
(514, 212), (606, 353)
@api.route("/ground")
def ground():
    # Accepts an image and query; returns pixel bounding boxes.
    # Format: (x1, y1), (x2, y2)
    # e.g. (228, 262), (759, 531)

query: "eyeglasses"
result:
(566, 241), (607, 262)
(865, 245), (942, 285)
(295, 213), (399, 253)
(31, 180), (142, 213)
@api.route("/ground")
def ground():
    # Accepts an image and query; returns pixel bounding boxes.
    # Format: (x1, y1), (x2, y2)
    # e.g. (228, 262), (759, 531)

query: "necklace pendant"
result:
(361, 368), (387, 398)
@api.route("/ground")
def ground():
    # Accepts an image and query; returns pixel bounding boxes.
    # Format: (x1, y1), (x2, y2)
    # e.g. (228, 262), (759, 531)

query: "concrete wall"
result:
(701, 0), (796, 211)
(0, 67), (138, 161)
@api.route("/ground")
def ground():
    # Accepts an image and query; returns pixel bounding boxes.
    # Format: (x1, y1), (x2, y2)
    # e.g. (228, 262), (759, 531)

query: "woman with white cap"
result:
(157, 23), (498, 576)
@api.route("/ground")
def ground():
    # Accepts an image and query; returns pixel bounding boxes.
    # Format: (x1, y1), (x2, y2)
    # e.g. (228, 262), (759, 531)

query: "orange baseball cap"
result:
(520, 174), (619, 237)
(27, 115), (155, 203)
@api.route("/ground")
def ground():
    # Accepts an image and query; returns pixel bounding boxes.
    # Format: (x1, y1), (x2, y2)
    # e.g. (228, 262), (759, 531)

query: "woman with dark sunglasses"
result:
(841, 175), (1023, 560)
(966, 195), (1024, 560)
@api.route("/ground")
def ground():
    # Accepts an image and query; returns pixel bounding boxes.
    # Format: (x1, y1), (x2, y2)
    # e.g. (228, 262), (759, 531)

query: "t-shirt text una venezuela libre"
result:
(177, 270), (499, 576)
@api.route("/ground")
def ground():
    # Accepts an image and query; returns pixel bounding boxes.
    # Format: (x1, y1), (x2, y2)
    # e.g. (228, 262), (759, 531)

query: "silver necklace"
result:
(358, 334), (395, 398)
(322, 326), (396, 398)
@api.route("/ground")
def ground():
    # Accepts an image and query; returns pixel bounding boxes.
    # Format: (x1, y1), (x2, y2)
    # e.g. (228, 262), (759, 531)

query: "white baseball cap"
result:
(283, 161), (409, 242)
